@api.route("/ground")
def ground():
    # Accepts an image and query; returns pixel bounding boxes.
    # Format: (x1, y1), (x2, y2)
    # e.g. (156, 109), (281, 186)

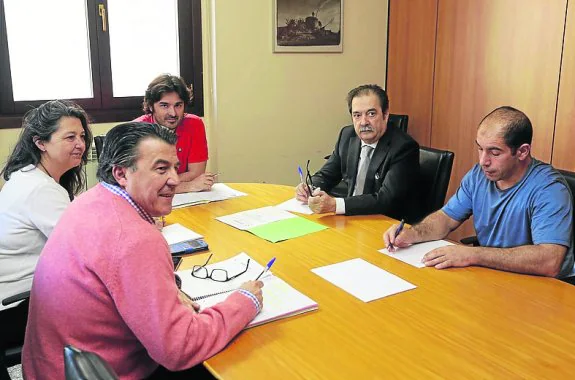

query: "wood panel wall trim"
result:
(552, 0), (575, 171)
(386, 0), (438, 147)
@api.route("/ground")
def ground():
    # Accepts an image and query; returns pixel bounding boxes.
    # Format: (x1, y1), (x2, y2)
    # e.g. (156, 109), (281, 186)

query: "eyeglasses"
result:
(191, 254), (250, 282)
(305, 159), (315, 195)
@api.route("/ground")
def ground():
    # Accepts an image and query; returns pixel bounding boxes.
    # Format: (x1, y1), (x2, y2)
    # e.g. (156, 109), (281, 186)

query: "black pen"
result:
(387, 219), (405, 251)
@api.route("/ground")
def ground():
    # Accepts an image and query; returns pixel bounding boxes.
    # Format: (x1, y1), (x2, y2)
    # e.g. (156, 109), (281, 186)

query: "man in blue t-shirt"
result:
(384, 106), (574, 278)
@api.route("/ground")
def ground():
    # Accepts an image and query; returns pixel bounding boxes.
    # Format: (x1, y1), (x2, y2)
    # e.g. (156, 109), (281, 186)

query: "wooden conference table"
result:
(167, 183), (575, 379)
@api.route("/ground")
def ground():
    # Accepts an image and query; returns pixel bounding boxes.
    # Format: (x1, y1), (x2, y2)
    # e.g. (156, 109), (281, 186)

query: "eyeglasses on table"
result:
(191, 253), (251, 282)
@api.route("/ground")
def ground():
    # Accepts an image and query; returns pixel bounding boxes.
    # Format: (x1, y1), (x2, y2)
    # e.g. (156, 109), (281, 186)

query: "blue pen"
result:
(387, 219), (405, 251)
(255, 257), (276, 280)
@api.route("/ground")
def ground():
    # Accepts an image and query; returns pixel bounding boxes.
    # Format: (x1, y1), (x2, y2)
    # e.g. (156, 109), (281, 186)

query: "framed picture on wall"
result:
(273, 0), (343, 53)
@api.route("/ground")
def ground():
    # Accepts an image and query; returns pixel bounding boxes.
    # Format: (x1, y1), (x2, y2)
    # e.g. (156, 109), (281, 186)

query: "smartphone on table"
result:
(169, 239), (209, 256)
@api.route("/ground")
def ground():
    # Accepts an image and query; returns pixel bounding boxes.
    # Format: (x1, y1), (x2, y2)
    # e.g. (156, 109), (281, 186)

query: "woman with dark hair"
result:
(0, 99), (93, 350)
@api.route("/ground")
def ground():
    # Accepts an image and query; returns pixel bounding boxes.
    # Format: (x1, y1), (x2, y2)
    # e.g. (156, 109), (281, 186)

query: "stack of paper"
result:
(216, 206), (327, 242)
(378, 240), (454, 268)
(172, 183), (247, 208)
(161, 223), (203, 245)
(275, 198), (313, 215)
(312, 258), (416, 302)
(177, 252), (318, 328)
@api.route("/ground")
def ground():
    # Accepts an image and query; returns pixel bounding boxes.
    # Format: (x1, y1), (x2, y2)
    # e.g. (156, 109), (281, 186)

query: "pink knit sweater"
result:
(23, 184), (257, 379)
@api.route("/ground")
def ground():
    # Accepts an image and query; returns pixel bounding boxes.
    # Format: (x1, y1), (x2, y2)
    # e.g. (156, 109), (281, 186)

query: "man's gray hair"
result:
(97, 122), (177, 185)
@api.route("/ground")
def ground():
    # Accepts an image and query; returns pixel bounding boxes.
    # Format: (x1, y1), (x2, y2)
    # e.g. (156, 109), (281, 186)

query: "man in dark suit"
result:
(296, 84), (420, 221)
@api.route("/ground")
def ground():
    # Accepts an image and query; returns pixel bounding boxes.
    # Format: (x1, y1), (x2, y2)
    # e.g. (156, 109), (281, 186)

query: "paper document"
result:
(172, 183), (247, 208)
(311, 258), (416, 302)
(248, 217), (327, 243)
(379, 240), (454, 268)
(276, 198), (313, 215)
(216, 206), (327, 242)
(161, 223), (203, 245)
(216, 206), (296, 230)
(176, 253), (318, 328)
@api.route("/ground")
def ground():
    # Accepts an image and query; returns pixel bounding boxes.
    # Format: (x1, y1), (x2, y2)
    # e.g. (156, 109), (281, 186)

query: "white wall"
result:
(207, 0), (389, 185)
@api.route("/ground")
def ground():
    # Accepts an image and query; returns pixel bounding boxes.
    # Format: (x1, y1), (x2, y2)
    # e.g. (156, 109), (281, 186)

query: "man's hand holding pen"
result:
(239, 280), (264, 310)
(308, 188), (336, 214)
(296, 184), (336, 214)
(383, 219), (413, 252)
(236, 257), (273, 312)
(189, 172), (219, 192)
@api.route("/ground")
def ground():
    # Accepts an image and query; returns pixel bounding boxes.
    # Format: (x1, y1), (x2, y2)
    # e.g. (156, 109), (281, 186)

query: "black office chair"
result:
(387, 114), (408, 133)
(94, 135), (105, 160)
(64, 345), (118, 380)
(557, 168), (575, 200)
(414, 146), (455, 222)
(1, 291), (30, 380)
(558, 169), (575, 284)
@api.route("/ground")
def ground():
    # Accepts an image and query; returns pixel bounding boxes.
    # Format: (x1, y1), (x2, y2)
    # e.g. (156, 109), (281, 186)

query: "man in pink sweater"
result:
(23, 122), (263, 379)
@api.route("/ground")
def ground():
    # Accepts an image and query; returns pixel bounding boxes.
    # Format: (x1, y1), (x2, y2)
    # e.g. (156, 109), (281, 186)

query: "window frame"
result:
(0, 0), (203, 129)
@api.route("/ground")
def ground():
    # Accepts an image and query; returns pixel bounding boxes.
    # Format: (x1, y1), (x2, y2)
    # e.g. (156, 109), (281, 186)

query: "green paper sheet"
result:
(247, 216), (327, 243)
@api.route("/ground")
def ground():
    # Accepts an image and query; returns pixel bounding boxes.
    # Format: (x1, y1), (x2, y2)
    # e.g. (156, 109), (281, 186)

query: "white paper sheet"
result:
(311, 258), (416, 302)
(216, 206), (297, 230)
(161, 223), (203, 245)
(276, 198), (313, 215)
(172, 183), (247, 208)
(378, 240), (454, 268)
(177, 253), (318, 328)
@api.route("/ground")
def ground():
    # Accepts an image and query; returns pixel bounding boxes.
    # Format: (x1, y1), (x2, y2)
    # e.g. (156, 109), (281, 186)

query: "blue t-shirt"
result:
(442, 159), (574, 277)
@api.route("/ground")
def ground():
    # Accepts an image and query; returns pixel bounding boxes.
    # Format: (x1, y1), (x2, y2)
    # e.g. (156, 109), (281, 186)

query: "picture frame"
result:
(273, 0), (343, 53)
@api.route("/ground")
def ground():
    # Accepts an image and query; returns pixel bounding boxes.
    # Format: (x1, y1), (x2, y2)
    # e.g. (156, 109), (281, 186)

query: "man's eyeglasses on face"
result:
(191, 254), (251, 282)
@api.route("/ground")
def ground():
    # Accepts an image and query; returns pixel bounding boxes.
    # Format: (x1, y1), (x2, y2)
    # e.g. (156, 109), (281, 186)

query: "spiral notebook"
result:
(176, 252), (318, 328)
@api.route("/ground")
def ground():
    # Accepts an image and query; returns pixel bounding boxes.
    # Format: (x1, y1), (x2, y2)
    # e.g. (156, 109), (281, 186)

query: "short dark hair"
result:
(1, 100), (92, 199)
(480, 106), (533, 153)
(142, 74), (192, 114)
(346, 84), (389, 114)
(97, 122), (177, 186)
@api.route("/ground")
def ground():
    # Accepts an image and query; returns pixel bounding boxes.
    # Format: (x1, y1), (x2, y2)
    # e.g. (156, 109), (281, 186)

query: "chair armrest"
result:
(64, 345), (119, 380)
(2, 291), (31, 306)
(460, 236), (480, 246)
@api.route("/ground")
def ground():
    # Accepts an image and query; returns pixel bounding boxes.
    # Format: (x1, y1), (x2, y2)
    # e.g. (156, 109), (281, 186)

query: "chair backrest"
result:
(417, 146), (455, 222)
(557, 168), (575, 228)
(388, 114), (408, 133)
(94, 135), (105, 160)
(1, 291), (31, 380)
(557, 169), (575, 200)
(64, 345), (118, 380)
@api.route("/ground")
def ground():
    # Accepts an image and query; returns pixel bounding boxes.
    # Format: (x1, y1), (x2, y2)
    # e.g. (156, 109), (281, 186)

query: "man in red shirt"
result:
(135, 74), (216, 193)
